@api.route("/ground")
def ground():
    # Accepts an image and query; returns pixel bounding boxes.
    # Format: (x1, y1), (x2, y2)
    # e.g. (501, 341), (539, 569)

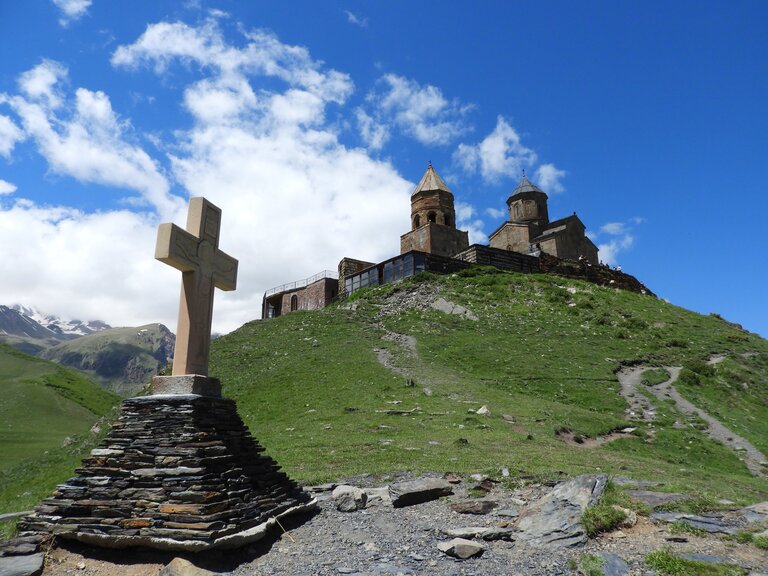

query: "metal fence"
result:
(264, 270), (339, 297)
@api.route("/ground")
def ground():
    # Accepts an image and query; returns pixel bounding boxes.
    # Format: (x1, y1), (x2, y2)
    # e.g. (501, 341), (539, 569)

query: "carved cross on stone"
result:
(155, 197), (238, 378)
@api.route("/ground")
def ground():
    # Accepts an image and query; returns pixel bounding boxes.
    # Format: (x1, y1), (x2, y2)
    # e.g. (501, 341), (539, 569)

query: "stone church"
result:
(263, 164), (605, 316)
(488, 173), (598, 264)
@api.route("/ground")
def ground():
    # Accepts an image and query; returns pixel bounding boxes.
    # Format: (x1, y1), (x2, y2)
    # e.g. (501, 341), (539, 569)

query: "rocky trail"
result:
(617, 360), (768, 478)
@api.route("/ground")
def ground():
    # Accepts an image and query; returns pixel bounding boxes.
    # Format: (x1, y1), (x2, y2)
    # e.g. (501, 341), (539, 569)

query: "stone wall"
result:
(19, 395), (315, 551)
(455, 245), (540, 273)
(488, 222), (533, 254)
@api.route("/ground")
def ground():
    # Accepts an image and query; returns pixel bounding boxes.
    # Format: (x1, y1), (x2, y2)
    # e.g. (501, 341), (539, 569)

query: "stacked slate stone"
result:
(18, 395), (315, 551)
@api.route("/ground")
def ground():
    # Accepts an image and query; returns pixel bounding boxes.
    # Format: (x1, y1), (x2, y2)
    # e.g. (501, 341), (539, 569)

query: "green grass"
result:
(0, 343), (119, 533)
(206, 268), (768, 504)
(645, 548), (745, 575)
(641, 368), (670, 386)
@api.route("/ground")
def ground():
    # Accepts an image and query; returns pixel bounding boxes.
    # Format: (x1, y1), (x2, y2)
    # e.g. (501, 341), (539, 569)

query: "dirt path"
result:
(617, 362), (768, 477)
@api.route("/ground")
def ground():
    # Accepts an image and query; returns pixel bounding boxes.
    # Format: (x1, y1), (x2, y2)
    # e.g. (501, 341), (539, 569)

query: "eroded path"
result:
(617, 362), (768, 477)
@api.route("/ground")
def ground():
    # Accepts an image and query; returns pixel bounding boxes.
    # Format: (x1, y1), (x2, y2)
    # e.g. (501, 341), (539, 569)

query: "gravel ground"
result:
(37, 473), (768, 576)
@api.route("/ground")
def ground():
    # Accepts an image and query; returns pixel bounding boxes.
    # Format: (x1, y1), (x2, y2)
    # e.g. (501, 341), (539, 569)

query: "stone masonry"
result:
(18, 394), (316, 551)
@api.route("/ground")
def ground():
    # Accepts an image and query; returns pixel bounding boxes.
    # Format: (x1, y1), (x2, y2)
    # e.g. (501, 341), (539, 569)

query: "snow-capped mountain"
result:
(2, 304), (111, 339)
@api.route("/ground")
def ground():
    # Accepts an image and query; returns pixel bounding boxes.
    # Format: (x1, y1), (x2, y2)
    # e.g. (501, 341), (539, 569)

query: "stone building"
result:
(489, 174), (599, 264)
(263, 164), (655, 315)
(262, 270), (338, 318)
(400, 164), (469, 258)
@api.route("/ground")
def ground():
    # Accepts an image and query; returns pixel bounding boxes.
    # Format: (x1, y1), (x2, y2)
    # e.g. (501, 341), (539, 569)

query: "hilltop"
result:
(210, 267), (768, 503)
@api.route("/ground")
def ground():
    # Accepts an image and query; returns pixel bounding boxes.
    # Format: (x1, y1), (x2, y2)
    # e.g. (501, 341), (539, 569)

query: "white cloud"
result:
(355, 107), (389, 150)
(345, 10), (369, 28)
(594, 217), (642, 265)
(535, 163), (566, 193)
(109, 20), (410, 332)
(485, 207), (507, 220)
(0, 115), (24, 157)
(360, 74), (470, 147)
(454, 116), (537, 183)
(0, 199), (169, 327)
(7, 61), (179, 218)
(0, 180), (17, 195)
(52, 0), (92, 26)
(455, 201), (487, 245)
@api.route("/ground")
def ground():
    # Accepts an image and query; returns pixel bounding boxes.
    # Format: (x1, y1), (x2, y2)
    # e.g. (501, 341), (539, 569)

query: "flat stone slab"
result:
(625, 490), (690, 508)
(151, 375), (221, 397)
(389, 478), (453, 508)
(651, 512), (738, 535)
(0, 553), (44, 576)
(437, 538), (484, 559)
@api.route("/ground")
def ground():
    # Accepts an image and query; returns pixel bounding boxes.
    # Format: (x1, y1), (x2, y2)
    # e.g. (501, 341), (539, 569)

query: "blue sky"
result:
(0, 1), (766, 336)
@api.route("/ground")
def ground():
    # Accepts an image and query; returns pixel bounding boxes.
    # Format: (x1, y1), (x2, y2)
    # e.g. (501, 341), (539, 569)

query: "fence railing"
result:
(264, 270), (338, 297)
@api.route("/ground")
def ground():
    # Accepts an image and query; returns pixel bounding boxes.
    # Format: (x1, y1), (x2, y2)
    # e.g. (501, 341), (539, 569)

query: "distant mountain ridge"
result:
(6, 304), (111, 338)
(0, 304), (174, 396)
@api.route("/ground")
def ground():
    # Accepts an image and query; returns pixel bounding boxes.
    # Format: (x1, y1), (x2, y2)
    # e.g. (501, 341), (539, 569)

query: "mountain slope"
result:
(39, 323), (175, 395)
(210, 267), (768, 503)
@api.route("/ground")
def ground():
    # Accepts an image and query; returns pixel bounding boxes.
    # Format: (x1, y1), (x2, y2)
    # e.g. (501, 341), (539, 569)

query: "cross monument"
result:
(155, 197), (238, 382)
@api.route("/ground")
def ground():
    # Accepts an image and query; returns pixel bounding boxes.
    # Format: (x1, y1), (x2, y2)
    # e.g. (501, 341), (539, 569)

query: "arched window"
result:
(290, 294), (298, 312)
(413, 214), (421, 229)
(427, 211), (437, 223)
(444, 213), (452, 227)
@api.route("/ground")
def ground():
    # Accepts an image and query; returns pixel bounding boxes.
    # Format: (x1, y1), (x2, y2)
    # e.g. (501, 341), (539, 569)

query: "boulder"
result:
(389, 478), (453, 508)
(364, 486), (392, 507)
(437, 538), (484, 559)
(514, 473), (607, 549)
(332, 485), (368, 512)
(598, 552), (629, 576)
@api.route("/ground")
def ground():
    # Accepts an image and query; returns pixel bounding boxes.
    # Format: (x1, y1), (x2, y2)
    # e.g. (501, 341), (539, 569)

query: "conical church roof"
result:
(511, 174), (546, 196)
(413, 164), (452, 196)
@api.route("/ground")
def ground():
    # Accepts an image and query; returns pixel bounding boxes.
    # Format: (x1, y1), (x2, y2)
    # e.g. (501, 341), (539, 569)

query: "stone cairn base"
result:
(18, 386), (316, 551)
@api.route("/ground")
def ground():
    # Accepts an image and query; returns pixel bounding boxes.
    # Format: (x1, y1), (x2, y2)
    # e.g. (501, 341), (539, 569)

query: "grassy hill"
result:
(210, 267), (768, 503)
(0, 344), (119, 537)
(1, 266), (766, 541)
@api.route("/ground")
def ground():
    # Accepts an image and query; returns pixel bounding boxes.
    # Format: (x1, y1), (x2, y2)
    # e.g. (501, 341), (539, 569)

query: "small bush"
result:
(577, 553), (605, 576)
(583, 504), (627, 537)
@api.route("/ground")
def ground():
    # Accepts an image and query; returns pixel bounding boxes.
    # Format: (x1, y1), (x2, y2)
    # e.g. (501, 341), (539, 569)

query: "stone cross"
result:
(155, 197), (238, 376)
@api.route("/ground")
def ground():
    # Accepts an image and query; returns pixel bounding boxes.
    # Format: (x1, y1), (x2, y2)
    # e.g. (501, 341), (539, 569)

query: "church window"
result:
(444, 213), (452, 227)
(427, 211), (437, 223)
(413, 214), (421, 229)
(290, 294), (298, 311)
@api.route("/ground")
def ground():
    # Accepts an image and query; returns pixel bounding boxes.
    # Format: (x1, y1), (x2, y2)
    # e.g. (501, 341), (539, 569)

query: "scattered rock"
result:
(473, 479), (496, 492)
(496, 508), (520, 518)
(159, 557), (217, 576)
(443, 472), (462, 484)
(476, 405), (490, 416)
(612, 505), (637, 528)
(0, 553), (44, 576)
(389, 477), (453, 508)
(333, 485), (368, 512)
(431, 298), (478, 321)
(624, 490), (690, 508)
(450, 500), (497, 515)
(515, 473), (607, 548)
(437, 538), (484, 559)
